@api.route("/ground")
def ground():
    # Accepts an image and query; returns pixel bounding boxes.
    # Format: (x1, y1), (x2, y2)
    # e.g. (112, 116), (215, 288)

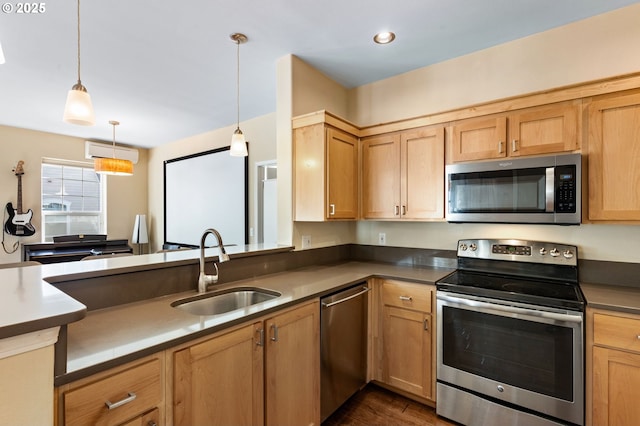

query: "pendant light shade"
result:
(95, 120), (133, 176)
(63, 0), (95, 126)
(230, 33), (248, 157)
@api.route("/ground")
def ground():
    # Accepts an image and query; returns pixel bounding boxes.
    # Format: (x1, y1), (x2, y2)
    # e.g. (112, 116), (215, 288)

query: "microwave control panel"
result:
(555, 165), (577, 213)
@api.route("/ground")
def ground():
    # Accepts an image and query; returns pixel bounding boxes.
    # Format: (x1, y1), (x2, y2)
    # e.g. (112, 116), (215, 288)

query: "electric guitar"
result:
(4, 161), (35, 236)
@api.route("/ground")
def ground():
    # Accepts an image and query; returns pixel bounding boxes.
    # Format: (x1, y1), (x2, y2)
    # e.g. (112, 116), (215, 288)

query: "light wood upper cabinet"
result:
(378, 280), (435, 403)
(509, 103), (579, 157)
(362, 133), (400, 219)
(294, 116), (359, 221)
(451, 116), (507, 162)
(590, 310), (640, 425)
(587, 90), (640, 221)
(362, 126), (444, 220)
(450, 102), (579, 162)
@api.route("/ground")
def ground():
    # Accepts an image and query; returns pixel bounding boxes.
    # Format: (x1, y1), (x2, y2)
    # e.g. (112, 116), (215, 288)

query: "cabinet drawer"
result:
(64, 359), (162, 426)
(594, 313), (640, 353)
(382, 281), (432, 313)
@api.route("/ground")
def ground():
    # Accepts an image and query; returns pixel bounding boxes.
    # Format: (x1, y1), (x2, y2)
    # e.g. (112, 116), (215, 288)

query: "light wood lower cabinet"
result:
(375, 279), (435, 403)
(172, 322), (264, 426)
(265, 300), (320, 426)
(590, 310), (640, 426)
(170, 299), (320, 426)
(56, 353), (164, 426)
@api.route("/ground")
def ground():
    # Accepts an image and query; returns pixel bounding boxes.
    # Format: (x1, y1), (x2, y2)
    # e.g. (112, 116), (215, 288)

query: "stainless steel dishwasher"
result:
(320, 283), (370, 422)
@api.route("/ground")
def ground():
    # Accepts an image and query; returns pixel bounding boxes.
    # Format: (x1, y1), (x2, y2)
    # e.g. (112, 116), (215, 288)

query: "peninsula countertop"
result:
(61, 261), (454, 384)
(0, 243), (291, 342)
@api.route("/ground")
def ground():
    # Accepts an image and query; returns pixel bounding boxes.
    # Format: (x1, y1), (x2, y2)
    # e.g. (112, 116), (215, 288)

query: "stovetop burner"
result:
(436, 239), (584, 311)
(436, 270), (584, 310)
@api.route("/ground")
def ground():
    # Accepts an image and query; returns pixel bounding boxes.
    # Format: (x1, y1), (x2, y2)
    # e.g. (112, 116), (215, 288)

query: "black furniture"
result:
(23, 235), (133, 264)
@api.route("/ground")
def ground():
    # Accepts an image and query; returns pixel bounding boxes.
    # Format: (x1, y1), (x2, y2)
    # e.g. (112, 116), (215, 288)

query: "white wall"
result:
(282, 3), (640, 262)
(147, 113), (276, 253)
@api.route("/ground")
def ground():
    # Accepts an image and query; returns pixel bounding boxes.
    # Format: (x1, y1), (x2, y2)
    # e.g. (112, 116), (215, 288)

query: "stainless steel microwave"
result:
(445, 153), (581, 224)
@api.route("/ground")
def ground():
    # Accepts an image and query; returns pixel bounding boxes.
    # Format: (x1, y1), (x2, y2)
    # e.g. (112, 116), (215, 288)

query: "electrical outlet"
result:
(301, 235), (311, 249)
(378, 233), (386, 245)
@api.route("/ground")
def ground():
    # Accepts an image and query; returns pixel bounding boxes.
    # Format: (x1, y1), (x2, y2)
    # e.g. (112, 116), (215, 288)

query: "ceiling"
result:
(0, 0), (638, 149)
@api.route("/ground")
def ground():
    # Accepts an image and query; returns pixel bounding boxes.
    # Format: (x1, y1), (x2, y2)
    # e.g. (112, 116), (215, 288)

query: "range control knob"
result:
(469, 243), (477, 251)
(550, 248), (560, 257)
(563, 250), (574, 259)
(459, 243), (468, 251)
(539, 247), (547, 255)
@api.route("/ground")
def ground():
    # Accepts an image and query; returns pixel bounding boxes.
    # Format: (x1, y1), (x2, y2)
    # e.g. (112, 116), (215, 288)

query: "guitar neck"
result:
(16, 174), (23, 215)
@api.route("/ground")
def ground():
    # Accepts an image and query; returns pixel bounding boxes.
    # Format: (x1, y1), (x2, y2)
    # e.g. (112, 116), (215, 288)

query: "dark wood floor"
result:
(322, 384), (457, 426)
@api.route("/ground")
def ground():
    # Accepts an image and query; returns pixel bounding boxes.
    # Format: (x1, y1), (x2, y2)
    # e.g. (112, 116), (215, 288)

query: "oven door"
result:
(436, 292), (583, 425)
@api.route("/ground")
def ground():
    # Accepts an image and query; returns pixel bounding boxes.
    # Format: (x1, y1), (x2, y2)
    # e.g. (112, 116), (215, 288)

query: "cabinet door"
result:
(326, 128), (358, 219)
(265, 300), (320, 426)
(173, 323), (263, 426)
(588, 92), (640, 220)
(382, 305), (432, 399)
(294, 124), (325, 221)
(401, 127), (445, 220)
(593, 346), (640, 425)
(362, 133), (401, 219)
(508, 103), (579, 157)
(451, 116), (507, 162)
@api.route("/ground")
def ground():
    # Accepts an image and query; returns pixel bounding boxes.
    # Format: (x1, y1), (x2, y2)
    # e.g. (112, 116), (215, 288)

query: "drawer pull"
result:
(399, 295), (412, 302)
(105, 392), (137, 410)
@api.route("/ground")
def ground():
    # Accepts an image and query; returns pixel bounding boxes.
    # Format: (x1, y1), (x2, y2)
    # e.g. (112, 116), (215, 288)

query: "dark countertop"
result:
(581, 281), (640, 315)
(60, 261), (453, 384)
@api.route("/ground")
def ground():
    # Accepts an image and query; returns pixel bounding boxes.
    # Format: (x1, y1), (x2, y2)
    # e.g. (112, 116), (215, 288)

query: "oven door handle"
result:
(437, 293), (582, 323)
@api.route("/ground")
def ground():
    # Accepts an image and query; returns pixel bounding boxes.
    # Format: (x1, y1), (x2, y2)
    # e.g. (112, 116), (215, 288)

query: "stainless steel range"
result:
(436, 239), (585, 426)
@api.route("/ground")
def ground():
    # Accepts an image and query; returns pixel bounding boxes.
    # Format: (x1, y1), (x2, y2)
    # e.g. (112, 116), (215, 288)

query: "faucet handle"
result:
(198, 262), (220, 293)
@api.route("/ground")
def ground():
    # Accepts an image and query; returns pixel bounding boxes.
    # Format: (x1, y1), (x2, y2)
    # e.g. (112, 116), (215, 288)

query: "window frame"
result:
(40, 158), (107, 242)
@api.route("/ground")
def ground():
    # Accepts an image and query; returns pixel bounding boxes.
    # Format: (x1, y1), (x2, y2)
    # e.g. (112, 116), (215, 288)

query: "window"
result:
(41, 160), (106, 242)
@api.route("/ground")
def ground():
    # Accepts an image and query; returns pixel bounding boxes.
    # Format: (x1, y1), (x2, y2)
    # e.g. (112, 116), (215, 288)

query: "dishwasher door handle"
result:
(322, 286), (371, 308)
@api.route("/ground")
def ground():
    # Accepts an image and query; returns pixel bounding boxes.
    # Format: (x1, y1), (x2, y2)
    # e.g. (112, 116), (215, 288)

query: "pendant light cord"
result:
(76, 0), (81, 84)
(236, 38), (240, 130)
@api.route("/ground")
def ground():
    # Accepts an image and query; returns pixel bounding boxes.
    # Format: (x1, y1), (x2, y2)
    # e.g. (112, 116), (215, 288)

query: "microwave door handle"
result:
(545, 167), (555, 212)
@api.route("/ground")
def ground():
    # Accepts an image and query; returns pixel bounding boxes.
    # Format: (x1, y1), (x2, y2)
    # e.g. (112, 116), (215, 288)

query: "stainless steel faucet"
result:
(198, 228), (230, 293)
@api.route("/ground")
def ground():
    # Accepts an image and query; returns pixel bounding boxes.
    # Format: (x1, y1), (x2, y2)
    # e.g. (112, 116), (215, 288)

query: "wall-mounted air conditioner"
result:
(85, 141), (139, 164)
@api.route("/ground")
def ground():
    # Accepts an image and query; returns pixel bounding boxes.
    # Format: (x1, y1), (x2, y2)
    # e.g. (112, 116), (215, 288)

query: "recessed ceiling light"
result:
(373, 31), (396, 44)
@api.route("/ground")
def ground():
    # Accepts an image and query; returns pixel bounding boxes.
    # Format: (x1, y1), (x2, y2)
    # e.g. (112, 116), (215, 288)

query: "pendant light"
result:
(229, 33), (248, 157)
(94, 121), (134, 175)
(63, 0), (95, 126)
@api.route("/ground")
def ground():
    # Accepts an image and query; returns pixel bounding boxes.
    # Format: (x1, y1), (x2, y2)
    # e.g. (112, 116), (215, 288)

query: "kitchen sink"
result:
(171, 287), (281, 316)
